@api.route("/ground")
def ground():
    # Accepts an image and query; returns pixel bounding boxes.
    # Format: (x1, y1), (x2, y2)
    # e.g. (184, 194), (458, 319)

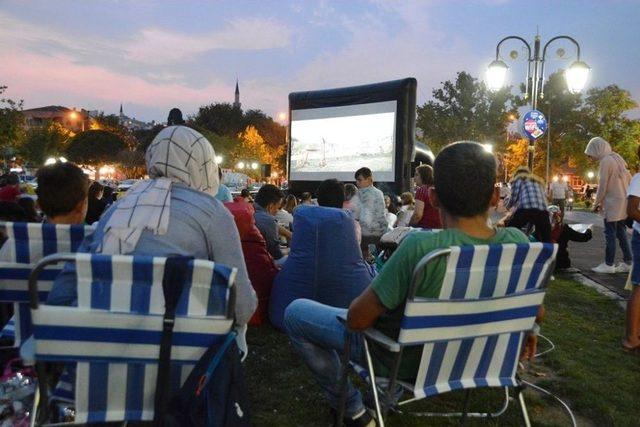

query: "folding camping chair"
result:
(28, 252), (237, 424)
(0, 222), (92, 346)
(338, 242), (557, 427)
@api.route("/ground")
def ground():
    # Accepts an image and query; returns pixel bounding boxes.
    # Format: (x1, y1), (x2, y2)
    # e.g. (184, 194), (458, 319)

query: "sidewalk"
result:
(562, 210), (631, 298)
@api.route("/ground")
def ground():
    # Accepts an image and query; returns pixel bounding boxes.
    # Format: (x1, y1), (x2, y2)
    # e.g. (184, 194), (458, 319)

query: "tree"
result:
(416, 72), (519, 153)
(0, 85), (25, 169)
(65, 130), (127, 166)
(233, 126), (285, 175)
(19, 122), (71, 165)
(132, 124), (165, 153)
(190, 103), (245, 137)
(582, 85), (640, 166)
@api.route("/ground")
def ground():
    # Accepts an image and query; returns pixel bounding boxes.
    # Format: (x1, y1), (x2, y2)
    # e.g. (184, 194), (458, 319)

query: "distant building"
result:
(233, 79), (241, 110)
(22, 106), (90, 133)
(118, 103), (155, 131)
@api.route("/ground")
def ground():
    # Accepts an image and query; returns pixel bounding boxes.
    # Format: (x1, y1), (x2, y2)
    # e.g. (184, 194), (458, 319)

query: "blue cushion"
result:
(269, 205), (375, 329)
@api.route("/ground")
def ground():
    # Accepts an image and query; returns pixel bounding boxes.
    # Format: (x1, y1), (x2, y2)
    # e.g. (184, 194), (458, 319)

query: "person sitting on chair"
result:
(284, 142), (530, 427)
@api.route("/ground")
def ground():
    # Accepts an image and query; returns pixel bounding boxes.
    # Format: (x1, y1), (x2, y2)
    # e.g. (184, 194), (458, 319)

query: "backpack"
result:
(161, 332), (251, 427)
(153, 257), (251, 427)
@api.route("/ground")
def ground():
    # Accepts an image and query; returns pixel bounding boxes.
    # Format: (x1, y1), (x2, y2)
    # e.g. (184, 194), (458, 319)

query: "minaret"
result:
(119, 103), (123, 116)
(233, 79), (241, 109)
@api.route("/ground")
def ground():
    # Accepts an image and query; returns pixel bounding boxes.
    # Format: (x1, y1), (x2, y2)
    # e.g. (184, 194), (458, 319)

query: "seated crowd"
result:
(0, 121), (565, 425)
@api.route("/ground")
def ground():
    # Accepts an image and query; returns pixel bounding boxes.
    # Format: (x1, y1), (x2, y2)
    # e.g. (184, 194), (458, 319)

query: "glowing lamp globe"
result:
(565, 61), (590, 94)
(486, 60), (509, 91)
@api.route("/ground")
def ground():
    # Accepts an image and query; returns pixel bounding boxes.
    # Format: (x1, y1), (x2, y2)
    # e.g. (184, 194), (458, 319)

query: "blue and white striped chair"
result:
(0, 222), (92, 345)
(28, 252), (237, 424)
(339, 242), (557, 427)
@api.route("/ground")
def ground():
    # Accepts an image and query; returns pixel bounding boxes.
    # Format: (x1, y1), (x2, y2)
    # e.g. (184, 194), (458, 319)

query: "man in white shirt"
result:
(549, 175), (569, 214)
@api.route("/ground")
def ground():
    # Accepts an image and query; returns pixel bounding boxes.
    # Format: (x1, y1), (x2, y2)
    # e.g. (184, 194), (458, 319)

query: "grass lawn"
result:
(244, 279), (640, 426)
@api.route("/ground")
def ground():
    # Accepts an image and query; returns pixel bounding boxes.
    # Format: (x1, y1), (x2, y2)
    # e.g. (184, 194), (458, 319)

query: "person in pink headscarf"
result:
(585, 136), (632, 274)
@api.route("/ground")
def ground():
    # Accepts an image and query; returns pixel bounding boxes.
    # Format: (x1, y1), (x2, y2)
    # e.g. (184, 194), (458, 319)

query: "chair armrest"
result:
(336, 313), (400, 353)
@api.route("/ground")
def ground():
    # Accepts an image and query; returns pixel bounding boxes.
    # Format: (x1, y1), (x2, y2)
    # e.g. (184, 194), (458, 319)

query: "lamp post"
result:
(487, 35), (590, 170)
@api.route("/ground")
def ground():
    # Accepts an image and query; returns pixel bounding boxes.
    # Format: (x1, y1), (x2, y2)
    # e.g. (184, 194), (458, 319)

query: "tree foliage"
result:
(582, 85), (640, 168)
(416, 72), (520, 153)
(191, 103), (245, 137)
(233, 126), (285, 174)
(190, 103), (286, 171)
(20, 122), (71, 165)
(65, 130), (127, 166)
(0, 86), (25, 166)
(536, 77), (640, 174)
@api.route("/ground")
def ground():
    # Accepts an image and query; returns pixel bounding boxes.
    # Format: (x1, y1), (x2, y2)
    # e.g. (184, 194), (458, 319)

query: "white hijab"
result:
(584, 136), (628, 178)
(100, 126), (219, 254)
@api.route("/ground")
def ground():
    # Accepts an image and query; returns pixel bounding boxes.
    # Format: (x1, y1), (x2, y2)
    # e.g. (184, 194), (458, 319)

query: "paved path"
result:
(563, 209), (631, 298)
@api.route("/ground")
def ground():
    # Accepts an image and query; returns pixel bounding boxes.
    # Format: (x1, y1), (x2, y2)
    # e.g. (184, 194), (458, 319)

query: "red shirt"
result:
(0, 185), (20, 202)
(415, 185), (441, 229)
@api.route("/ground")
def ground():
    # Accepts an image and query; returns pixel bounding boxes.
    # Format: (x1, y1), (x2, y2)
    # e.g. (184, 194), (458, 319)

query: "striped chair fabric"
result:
(355, 243), (556, 401)
(30, 253), (237, 424)
(0, 222), (92, 344)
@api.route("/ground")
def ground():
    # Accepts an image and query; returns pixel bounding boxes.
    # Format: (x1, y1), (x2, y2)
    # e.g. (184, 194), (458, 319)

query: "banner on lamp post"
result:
(521, 110), (547, 140)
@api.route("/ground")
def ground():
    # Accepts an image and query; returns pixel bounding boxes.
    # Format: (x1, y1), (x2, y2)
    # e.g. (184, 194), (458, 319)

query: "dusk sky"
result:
(3, 0), (639, 122)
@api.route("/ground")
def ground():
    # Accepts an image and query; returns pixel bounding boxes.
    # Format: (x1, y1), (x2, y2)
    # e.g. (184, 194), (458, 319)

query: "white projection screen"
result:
(289, 100), (397, 182)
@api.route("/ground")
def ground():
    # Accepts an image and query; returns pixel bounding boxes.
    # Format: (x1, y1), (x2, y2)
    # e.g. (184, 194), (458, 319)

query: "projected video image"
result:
(290, 101), (397, 182)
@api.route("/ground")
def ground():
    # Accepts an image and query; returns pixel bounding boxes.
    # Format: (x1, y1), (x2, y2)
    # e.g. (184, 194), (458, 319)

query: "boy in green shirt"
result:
(284, 142), (528, 427)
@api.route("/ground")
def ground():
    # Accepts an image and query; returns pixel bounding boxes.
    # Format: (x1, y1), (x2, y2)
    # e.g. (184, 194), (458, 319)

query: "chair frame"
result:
(27, 252), (237, 426)
(338, 246), (555, 427)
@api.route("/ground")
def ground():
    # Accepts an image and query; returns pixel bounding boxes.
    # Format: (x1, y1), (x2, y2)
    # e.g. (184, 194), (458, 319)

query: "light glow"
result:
(486, 60), (509, 91)
(565, 61), (590, 94)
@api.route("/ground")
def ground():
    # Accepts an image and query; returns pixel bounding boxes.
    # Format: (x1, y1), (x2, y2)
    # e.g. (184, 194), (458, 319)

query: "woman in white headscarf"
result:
(584, 136), (633, 274)
(48, 125), (257, 325)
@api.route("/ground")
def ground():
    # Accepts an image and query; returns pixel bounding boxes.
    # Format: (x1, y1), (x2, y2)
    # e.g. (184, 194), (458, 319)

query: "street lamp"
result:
(237, 162), (245, 170)
(487, 35), (590, 170)
(251, 162), (259, 170)
(215, 155), (223, 164)
(486, 60), (509, 91)
(587, 171), (595, 180)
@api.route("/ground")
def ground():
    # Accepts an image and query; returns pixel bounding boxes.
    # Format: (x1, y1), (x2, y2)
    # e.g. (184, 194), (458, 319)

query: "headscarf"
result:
(584, 136), (628, 178)
(100, 126), (219, 254)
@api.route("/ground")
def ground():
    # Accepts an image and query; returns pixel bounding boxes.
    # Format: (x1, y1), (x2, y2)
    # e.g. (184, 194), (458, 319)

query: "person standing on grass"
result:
(623, 145), (640, 351)
(410, 164), (442, 229)
(585, 137), (632, 274)
(353, 167), (387, 259)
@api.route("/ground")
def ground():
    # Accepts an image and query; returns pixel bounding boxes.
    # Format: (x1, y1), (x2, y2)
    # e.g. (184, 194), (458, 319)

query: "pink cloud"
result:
(1, 48), (231, 114)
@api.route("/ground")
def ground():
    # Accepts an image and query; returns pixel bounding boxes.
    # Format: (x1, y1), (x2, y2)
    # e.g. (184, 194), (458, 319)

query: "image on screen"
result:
(290, 100), (397, 182)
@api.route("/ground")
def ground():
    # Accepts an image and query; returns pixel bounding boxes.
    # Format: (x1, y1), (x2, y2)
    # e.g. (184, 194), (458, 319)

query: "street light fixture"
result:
(237, 162), (245, 170)
(487, 35), (590, 170)
(251, 162), (259, 170)
(215, 155), (223, 164)
(486, 60), (509, 91)
(587, 171), (595, 180)
(565, 60), (591, 94)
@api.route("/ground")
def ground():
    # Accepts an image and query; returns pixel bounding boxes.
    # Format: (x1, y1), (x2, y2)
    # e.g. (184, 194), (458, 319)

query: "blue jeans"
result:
(631, 231), (640, 286)
(604, 220), (632, 266)
(283, 299), (365, 418)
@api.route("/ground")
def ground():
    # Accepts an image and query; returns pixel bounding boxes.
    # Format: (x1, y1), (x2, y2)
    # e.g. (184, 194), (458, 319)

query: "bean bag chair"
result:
(269, 205), (375, 329)
(224, 200), (278, 326)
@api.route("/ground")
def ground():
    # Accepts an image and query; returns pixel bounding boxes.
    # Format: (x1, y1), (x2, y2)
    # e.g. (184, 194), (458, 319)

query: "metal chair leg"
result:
(362, 339), (385, 427)
(516, 387), (532, 427)
(460, 389), (471, 425)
